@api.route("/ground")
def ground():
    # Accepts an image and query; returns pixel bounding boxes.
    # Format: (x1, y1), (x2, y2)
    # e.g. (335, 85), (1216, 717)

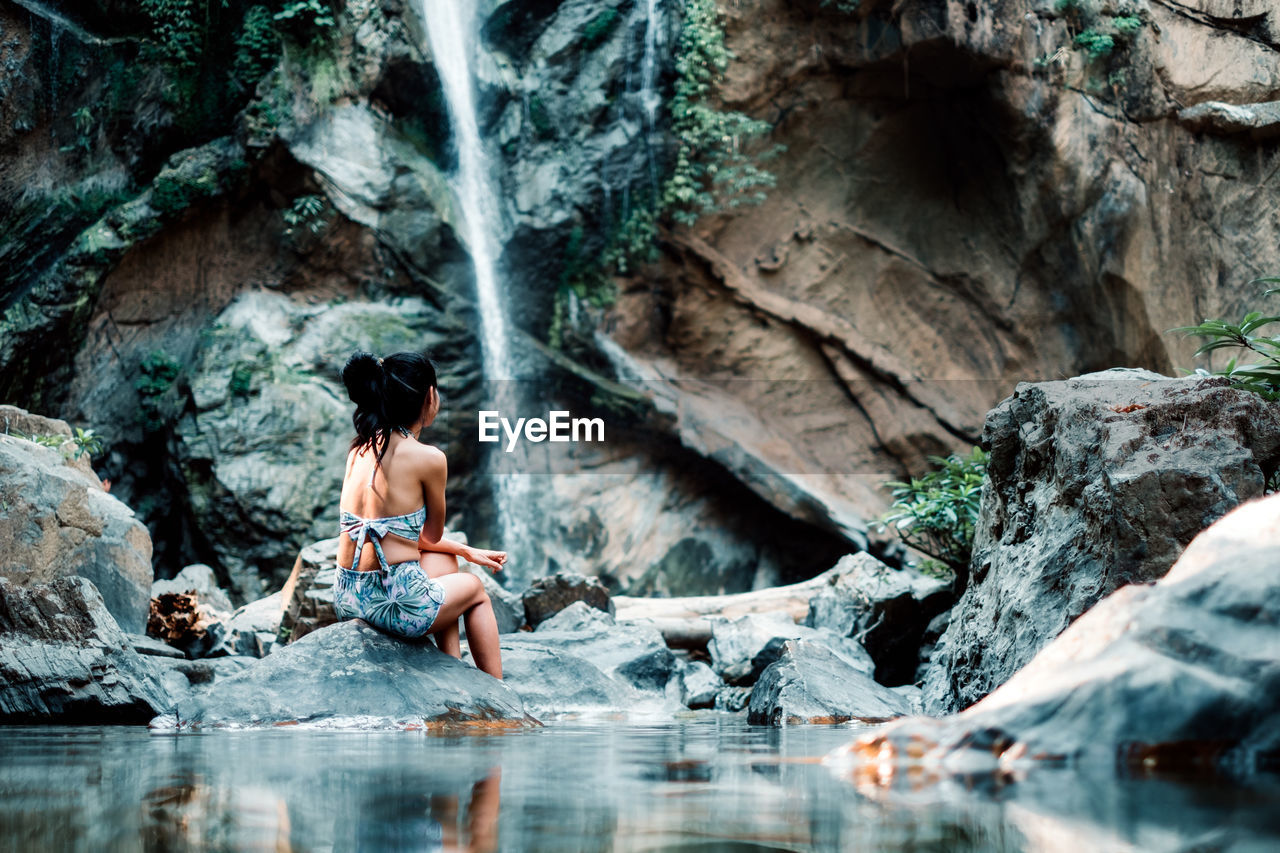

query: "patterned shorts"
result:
(333, 560), (447, 639)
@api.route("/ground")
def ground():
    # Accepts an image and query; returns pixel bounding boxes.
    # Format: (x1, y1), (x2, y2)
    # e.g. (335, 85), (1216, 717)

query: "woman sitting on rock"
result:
(332, 350), (505, 680)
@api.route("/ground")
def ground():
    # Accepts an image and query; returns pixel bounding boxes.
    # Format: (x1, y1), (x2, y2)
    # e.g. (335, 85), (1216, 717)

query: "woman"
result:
(332, 350), (505, 680)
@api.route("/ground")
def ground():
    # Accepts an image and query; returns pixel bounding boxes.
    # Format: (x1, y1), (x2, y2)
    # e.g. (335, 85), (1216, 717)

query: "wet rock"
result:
(535, 600), (614, 633)
(152, 564), (233, 615)
(172, 621), (529, 728)
(504, 621), (677, 695)
(804, 553), (952, 685)
(0, 433), (153, 633)
(676, 660), (722, 710)
(847, 493), (1280, 774)
(708, 613), (875, 686)
(913, 611), (951, 685)
(496, 643), (635, 718)
(0, 576), (169, 723)
(522, 571), (614, 628)
(925, 372), (1280, 714)
(748, 640), (913, 726)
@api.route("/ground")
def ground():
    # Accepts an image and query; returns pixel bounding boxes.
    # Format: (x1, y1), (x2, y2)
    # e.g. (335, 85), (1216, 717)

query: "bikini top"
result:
(338, 440), (427, 572)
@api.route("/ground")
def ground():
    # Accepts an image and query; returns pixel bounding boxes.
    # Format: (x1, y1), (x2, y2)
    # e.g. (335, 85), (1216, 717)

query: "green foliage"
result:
(879, 448), (989, 573)
(820, 0), (860, 11)
(282, 194), (332, 238)
(528, 95), (554, 139)
(562, 0), (781, 319)
(150, 167), (223, 217)
(582, 8), (621, 49)
(1056, 0), (1145, 64)
(662, 0), (778, 226)
(234, 6), (282, 92)
(17, 432), (65, 449)
(1171, 281), (1280, 401)
(1074, 28), (1115, 60)
(274, 0), (337, 46)
(136, 350), (184, 433)
(70, 427), (105, 460)
(228, 364), (255, 397)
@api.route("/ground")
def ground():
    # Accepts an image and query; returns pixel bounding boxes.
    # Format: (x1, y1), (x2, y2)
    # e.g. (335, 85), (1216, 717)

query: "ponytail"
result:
(342, 349), (438, 464)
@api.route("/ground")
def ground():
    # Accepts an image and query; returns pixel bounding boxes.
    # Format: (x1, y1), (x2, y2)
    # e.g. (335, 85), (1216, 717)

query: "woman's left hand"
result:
(465, 547), (507, 572)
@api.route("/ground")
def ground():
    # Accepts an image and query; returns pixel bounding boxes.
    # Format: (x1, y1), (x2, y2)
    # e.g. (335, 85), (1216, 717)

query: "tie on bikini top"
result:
(338, 455), (427, 572)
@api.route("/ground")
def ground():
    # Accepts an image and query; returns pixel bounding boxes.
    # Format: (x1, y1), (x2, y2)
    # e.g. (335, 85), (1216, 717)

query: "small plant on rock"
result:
(879, 448), (988, 577)
(1171, 280), (1280, 401)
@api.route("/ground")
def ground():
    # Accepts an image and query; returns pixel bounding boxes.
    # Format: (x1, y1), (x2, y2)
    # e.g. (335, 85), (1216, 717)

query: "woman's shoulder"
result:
(404, 439), (447, 470)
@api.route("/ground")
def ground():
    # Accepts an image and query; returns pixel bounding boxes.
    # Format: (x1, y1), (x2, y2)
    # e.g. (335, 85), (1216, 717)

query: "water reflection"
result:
(0, 719), (1276, 852)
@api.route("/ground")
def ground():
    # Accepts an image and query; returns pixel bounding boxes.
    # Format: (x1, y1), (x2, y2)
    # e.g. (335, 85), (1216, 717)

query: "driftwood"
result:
(613, 566), (842, 648)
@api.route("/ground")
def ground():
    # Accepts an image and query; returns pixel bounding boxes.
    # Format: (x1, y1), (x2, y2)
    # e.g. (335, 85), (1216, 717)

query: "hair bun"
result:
(342, 351), (385, 411)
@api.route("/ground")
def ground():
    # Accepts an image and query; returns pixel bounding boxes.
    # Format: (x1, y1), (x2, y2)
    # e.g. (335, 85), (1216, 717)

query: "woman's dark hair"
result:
(342, 350), (438, 463)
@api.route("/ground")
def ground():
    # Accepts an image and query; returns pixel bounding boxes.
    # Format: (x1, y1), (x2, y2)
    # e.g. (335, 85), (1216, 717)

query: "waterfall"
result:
(416, 0), (511, 378)
(414, 0), (533, 572)
(639, 0), (662, 133)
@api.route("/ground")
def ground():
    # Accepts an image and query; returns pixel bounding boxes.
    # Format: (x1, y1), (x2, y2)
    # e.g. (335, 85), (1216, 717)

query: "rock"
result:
(126, 632), (185, 659)
(715, 686), (752, 713)
(221, 592), (283, 657)
(913, 610), (951, 685)
(748, 640), (914, 726)
(535, 600), (614, 633)
(1177, 100), (1280, 139)
(0, 434), (153, 634)
(152, 564), (233, 615)
(708, 612), (875, 686)
(676, 660), (722, 710)
(925, 372), (1280, 714)
(804, 553), (952, 685)
(522, 571), (614, 628)
(0, 576), (170, 723)
(279, 538), (340, 645)
(843, 493), (1280, 776)
(0, 404), (73, 440)
(504, 621), (677, 695)
(172, 621), (530, 728)
(496, 643), (636, 718)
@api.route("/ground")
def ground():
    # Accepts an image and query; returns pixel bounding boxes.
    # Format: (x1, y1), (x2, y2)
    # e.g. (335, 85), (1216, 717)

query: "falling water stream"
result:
(414, 0), (538, 570)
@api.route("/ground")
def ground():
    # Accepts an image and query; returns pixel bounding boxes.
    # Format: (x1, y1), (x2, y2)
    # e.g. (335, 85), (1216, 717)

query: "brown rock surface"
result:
(0, 433), (152, 633)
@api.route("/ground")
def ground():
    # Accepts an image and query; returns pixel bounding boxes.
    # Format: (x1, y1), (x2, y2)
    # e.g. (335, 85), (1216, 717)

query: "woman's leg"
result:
(420, 551), (461, 658)
(429, 573), (502, 680)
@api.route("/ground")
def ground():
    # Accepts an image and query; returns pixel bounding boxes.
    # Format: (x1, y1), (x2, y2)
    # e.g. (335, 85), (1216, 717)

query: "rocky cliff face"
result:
(3, 0), (1278, 596)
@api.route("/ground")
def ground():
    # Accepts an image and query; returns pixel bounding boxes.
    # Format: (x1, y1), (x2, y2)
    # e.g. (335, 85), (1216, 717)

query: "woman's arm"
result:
(418, 533), (506, 572)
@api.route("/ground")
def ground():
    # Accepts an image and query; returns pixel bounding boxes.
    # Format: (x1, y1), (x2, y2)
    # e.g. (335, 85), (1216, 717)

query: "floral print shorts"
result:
(333, 560), (446, 639)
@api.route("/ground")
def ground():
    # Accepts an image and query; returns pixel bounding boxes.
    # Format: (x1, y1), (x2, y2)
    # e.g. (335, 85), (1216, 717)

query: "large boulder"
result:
(0, 432), (152, 633)
(522, 571), (614, 628)
(496, 644), (637, 719)
(0, 576), (169, 723)
(170, 620), (530, 728)
(708, 612), (875, 686)
(843, 493), (1280, 777)
(924, 371), (1280, 713)
(748, 640), (913, 726)
(804, 553), (952, 685)
(503, 620), (677, 695)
